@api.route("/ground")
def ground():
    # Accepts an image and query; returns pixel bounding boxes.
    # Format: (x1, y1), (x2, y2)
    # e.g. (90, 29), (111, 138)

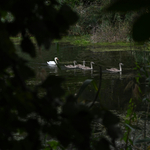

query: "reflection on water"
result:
(16, 43), (150, 110)
(47, 65), (58, 74)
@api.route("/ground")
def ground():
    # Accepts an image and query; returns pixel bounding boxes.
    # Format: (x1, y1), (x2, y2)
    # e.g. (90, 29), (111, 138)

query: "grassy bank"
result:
(10, 35), (149, 52)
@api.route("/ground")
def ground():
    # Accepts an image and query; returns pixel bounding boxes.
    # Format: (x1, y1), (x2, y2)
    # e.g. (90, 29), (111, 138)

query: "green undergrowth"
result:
(10, 36), (150, 51)
(89, 47), (132, 52)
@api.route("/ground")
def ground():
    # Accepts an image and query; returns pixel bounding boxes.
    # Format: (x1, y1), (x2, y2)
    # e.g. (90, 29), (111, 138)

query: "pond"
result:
(16, 42), (150, 111)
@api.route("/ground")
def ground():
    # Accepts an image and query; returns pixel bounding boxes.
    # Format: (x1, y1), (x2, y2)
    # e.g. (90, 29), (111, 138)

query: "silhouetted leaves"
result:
(106, 0), (150, 12)
(75, 79), (93, 100)
(61, 103), (92, 150)
(92, 138), (111, 150)
(21, 37), (36, 57)
(106, 0), (150, 42)
(132, 13), (150, 42)
(0, 0), (122, 150)
(17, 64), (35, 81)
(92, 108), (122, 141)
(135, 138), (150, 144)
(103, 111), (120, 126)
(41, 75), (65, 97)
(102, 111), (121, 140)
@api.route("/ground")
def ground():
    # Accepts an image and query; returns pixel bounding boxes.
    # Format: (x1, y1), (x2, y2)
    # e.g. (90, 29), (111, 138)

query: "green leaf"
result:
(142, 97), (149, 102)
(133, 134), (142, 145)
(129, 138), (133, 145)
(125, 124), (134, 131)
(47, 140), (63, 150)
(140, 115), (150, 121)
(122, 132), (128, 142)
(127, 145), (132, 150)
(0, 10), (7, 18)
(125, 124), (141, 131)
(135, 138), (150, 144)
(47, 140), (65, 150)
(75, 79), (93, 100)
(92, 80), (98, 91)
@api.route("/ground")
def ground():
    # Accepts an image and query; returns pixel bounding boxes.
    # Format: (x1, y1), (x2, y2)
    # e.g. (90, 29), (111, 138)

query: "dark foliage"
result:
(0, 0), (122, 150)
(106, 0), (150, 42)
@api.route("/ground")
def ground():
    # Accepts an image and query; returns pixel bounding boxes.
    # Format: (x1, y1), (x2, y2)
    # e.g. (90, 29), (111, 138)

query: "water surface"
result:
(16, 43), (149, 110)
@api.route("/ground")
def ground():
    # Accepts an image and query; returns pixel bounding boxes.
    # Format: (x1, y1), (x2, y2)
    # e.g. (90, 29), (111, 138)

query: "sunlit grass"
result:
(9, 35), (150, 51)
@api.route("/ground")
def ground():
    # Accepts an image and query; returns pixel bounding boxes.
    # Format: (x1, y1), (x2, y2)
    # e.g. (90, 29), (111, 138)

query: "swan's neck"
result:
(54, 58), (58, 64)
(74, 61), (76, 66)
(119, 64), (122, 71)
(83, 61), (85, 67)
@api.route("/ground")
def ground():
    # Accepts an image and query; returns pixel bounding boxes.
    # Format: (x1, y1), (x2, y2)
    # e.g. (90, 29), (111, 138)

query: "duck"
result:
(76, 61), (85, 68)
(65, 61), (77, 68)
(106, 63), (124, 72)
(47, 57), (59, 65)
(81, 62), (94, 70)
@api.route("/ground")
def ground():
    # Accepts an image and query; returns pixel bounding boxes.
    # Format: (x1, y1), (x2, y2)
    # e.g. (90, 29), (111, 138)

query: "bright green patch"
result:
(90, 47), (131, 52)
(10, 35), (150, 51)
(53, 35), (148, 49)
(54, 35), (91, 46)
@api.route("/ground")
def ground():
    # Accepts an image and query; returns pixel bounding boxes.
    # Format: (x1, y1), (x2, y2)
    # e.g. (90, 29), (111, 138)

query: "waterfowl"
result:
(47, 57), (59, 65)
(76, 61), (85, 68)
(65, 61), (77, 68)
(81, 62), (94, 70)
(106, 63), (124, 72)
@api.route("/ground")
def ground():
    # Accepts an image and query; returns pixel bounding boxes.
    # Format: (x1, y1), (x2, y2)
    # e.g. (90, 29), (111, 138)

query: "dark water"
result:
(16, 43), (150, 110)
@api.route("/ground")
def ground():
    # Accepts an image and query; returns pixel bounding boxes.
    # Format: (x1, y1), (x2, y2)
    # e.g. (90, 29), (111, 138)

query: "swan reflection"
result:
(82, 69), (94, 78)
(48, 65), (58, 74)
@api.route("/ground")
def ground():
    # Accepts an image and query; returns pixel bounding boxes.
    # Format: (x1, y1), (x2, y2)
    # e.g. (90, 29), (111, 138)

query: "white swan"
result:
(106, 63), (124, 72)
(81, 62), (94, 70)
(47, 57), (58, 65)
(65, 61), (77, 68)
(76, 61), (85, 68)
